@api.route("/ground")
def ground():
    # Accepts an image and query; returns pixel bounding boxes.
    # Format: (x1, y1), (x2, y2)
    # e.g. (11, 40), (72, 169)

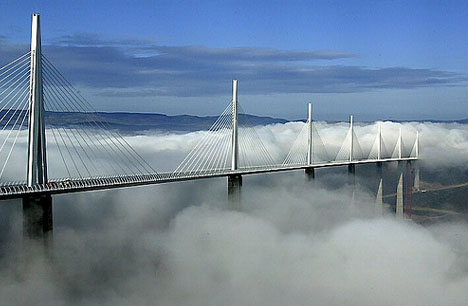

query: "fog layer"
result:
(1, 121), (468, 305)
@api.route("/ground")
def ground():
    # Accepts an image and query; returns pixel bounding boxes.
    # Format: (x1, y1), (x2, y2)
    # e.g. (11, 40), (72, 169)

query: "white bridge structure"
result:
(0, 15), (418, 239)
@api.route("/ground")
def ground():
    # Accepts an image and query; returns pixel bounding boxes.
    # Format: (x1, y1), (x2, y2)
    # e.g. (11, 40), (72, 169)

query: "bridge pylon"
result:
(23, 13), (53, 242)
(305, 103), (315, 180)
(348, 115), (355, 174)
(376, 122), (383, 168)
(228, 79), (241, 209)
(27, 13), (48, 187)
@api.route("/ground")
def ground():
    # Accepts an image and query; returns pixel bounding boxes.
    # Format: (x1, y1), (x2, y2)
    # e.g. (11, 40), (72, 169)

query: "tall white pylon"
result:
(27, 13), (48, 187)
(377, 122), (382, 160)
(398, 127), (402, 159)
(349, 115), (354, 162)
(231, 79), (238, 171)
(415, 131), (419, 158)
(307, 103), (313, 166)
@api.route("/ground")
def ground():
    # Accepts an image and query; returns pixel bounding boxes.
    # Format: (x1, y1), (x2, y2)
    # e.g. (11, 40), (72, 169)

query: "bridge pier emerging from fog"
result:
(0, 14), (419, 243)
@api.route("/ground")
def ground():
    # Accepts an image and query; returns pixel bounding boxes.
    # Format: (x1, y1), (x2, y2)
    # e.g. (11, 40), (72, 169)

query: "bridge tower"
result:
(347, 115), (356, 203)
(376, 122), (383, 168)
(22, 13), (53, 242)
(375, 122), (383, 211)
(377, 122), (382, 161)
(413, 131), (420, 191)
(228, 80), (242, 208)
(305, 103), (315, 180)
(375, 124), (384, 215)
(398, 127), (402, 159)
(348, 115), (355, 174)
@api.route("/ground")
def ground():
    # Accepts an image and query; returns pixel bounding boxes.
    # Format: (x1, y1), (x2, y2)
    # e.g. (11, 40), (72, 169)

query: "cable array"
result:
(41, 55), (159, 181)
(172, 103), (233, 177)
(283, 121), (420, 166)
(173, 101), (277, 177)
(335, 127), (365, 161)
(390, 134), (406, 158)
(368, 129), (390, 159)
(237, 105), (276, 168)
(282, 120), (330, 166)
(409, 135), (418, 157)
(0, 52), (31, 182)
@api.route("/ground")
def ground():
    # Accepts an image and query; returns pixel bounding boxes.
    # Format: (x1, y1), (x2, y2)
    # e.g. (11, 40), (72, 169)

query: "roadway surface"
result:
(0, 157), (417, 200)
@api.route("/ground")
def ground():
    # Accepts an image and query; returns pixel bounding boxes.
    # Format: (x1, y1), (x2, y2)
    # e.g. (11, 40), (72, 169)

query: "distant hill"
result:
(2, 109), (468, 133)
(41, 111), (288, 133)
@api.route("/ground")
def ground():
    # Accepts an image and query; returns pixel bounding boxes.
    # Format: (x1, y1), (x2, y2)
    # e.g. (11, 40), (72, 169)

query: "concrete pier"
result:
(396, 173), (404, 219)
(305, 167), (315, 180)
(22, 194), (53, 243)
(375, 178), (383, 215)
(414, 163), (420, 191)
(228, 174), (242, 210)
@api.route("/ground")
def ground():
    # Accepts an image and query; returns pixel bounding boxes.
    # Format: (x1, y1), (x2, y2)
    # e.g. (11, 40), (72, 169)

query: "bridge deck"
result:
(0, 157), (417, 200)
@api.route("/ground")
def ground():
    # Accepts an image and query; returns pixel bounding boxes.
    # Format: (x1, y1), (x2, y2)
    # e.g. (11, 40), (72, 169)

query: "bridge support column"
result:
(375, 178), (383, 215)
(347, 115), (356, 199)
(228, 174), (242, 210)
(22, 194), (53, 243)
(376, 161), (383, 170)
(348, 164), (355, 186)
(375, 162), (383, 215)
(349, 115), (354, 163)
(228, 80), (241, 210)
(348, 164), (356, 203)
(405, 161), (413, 218)
(413, 160), (420, 191)
(396, 173), (404, 219)
(305, 104), (316, 181)
(305, 167), (315, 180)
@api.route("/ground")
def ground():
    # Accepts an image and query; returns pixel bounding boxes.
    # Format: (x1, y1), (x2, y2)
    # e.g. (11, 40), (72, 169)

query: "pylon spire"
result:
(415, 131), (419, 158)
(349, 115), (354, 162)
(27, 13), (48, 186)
(377, 122), (382, 160)
(231, 79), (238, 171)
(398, 127), (402, 159)
(307, 103), (313, 166)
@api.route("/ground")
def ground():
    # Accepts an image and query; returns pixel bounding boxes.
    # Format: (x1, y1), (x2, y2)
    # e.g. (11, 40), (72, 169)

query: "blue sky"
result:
(1, 0), (468, 120)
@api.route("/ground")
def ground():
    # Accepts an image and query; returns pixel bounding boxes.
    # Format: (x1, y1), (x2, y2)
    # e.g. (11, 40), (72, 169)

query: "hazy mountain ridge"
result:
(2, 110), (468, 133)
(0, 110), (287, 133)
(44, 111), (288, 133)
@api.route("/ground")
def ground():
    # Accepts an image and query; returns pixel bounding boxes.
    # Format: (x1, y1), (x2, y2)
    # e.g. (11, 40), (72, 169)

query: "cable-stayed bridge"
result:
(0, 14), (418, 239)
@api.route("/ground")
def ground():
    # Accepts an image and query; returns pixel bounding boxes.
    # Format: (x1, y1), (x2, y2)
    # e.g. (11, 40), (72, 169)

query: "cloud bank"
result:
(1, 174), (468, 305)
(1, 121), (468, 305)
(0, 120), (464, 181)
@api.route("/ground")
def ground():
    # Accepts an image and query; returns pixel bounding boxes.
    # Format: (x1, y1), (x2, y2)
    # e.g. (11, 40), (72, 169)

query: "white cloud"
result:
(1, 121), (468, 305)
